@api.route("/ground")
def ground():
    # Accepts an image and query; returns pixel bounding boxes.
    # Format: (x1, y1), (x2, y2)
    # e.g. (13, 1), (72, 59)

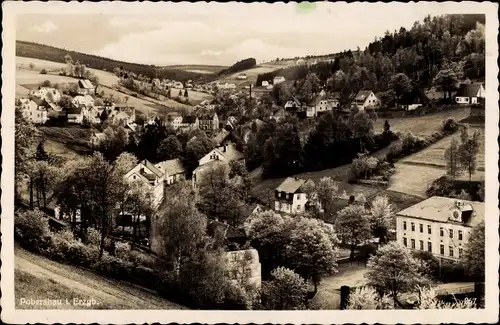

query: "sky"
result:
(16, 2), (456, 66)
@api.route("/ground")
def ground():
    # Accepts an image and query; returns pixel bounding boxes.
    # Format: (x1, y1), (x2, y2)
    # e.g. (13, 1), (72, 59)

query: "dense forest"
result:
(257, 14), (485, 108)
(217, 58), (257, 77)
(16, 41), (205, 82)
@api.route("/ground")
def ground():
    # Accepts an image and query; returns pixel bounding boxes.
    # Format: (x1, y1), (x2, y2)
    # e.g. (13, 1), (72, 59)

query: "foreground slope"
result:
(15, 246), (185, 310)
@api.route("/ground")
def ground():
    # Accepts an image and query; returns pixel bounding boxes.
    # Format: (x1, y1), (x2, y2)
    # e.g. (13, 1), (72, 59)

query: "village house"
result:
(81, 106), (102, 125)
(224, 249), (262, 291)
(284, 97), (302, 111)
(18, 98), (48, 124)
(396, 196), (484, 261)
(455, 83), (485, 105)
(90, 132), (107, 148)
(270, 107), (286, 122)
(351, 90), (379, 111)
(274, 177), (317, 215)
(154, 158), (187, 185)
(124, 160), (166, 207)
(237, 73), (248, 80)
(172, 81), (184, 89)
(305, 95), (339, 118)
(261, 81), (270, 87)
(165, 112), (183, 130)
(31, 87), (61, 103)
(192, 160), (228, 189)
(469, 97), (485, 117)
(179, 115), (199, 131)
(111, 105), (136, 125)
(77, 79), (95, 95)
(226, 116), (238, 130)
(273, 76), (286, 85)
(198, 112), (219, 131)
(66, 106), (83, 124)
(213, 129), (231, 147)
(198, 143), (245, 166)
(72, 95), (95, 108)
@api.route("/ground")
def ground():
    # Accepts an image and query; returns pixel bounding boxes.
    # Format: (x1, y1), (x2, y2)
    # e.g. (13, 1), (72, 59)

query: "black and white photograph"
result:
(1, 1), (498, 324)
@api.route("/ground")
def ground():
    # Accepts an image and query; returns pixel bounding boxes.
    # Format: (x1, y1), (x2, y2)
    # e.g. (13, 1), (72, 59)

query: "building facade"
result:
(396, 196), (484, 261)
(273, 177), (315, 215)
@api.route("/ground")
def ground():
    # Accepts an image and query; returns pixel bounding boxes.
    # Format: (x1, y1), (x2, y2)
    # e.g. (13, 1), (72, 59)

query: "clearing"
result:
(373, 109), (470, 136)
(15, 246), (184, 310)
(38, 126), (93, 158)
(389, 123), (485, 198)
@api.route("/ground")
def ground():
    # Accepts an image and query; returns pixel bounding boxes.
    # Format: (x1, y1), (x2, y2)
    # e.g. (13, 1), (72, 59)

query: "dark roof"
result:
(273, 107), (285, 115)
(240, 204), (261, 219)
(456, 83), (483, 98)
(354, 90), (373, 101)
(66, 106), (82, 114)
(307, 95), (323, 107)
(140, 159), (163, 177)
(182, 115), (198, 124)
(276, 177), (308, 194)
(208, 220), (246, 240)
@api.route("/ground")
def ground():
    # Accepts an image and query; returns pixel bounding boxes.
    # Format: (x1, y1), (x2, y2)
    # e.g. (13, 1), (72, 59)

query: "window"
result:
(419, 240), (424, 250)
(403, 237), (407, 247)
(297, 194), (301, 200)
(427, 242), (432, 252)
(440, 227), (444, 237)
(449, 246), (454, 257)
(440, 244), (445, 255)
(458, 230), (463, 240)
(459, 248), (463, 258)
(403, 221), (407, 230)
(411, 239), (415, 249)
(449, 229), (453, 239)
(297, 205), (301, 211)
(419, 224), (423, 233)
(411, 223), (415, 231)
(427, 225), (432, 234)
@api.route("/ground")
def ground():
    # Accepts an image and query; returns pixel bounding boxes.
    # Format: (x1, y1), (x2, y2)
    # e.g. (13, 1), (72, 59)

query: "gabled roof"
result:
(78, 79), (95, 89)
(140, 159), (164, 178)
(456, 83), (483, 98)
(208, 220), (246, 240)
(307, 95), (324, 107)
(354, 90), (373, 101)
(396, 196), (484, 228)
(155, 158), (185, 176)
(272, 107), (286, 115)
(213, 143), (244, 161)
(213, 129), (230, 146)
(276, 177), (308, 194)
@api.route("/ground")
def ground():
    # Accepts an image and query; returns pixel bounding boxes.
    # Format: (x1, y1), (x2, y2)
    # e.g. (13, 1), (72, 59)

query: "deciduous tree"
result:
(261, 267), (308, 310)
(335, 204), (372, 261)
(444, 137), (462, 178)
(462, 220), (484, 279)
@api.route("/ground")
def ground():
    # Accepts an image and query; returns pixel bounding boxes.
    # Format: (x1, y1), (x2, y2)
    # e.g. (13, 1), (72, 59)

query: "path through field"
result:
(15, 246), (184, 310)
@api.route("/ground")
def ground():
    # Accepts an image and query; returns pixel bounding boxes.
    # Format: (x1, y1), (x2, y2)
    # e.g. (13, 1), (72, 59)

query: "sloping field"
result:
(401, 126), (485, 171)
(16, 70), (78, 85)
(15, 246), (184, 310)
(373, 109), (469, 136)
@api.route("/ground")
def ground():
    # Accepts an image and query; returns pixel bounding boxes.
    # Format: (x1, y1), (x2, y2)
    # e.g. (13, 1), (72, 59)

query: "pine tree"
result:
(35, 141), (49, 161)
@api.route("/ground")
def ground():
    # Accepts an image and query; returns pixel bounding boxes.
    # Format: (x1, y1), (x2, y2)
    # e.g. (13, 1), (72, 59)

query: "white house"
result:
(284, 98), (302, 111)
(77, 79), (95, 95)
(237, 73), (248, 80)
(352, 90), (379, 110)
(198, 143), (245, 166)
(224, 249), (262, 291)
(305, 95), (339, 117)
(31, 87), (61, 103)
(455, 83), (485, 105)
(165, 112), (183, 130)
(90, 132), (107, 148)
(273, 76), (286, 85)
(154, 158), (187, 186)
(396, 196), (484, 261)
(72, 95), (95, 108)
(18, 98), (48, 124)
(261, 81), (269, 87)
(66, 107), (83, 124)
(124, 160), (165, 207)
(274, 177), (314, 215)
(173, 81), (184, 89)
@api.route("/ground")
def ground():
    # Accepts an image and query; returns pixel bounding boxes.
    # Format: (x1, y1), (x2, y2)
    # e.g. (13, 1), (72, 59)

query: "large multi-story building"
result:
(396, 196), (484, 261)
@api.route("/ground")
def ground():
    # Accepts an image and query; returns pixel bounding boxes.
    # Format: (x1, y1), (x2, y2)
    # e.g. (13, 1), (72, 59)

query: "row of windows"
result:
(403, 238), (463, 258)
(403, 221), (463, 240)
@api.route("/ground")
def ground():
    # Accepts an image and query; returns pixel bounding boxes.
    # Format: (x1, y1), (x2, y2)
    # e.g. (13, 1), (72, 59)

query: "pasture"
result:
(373, 108), (470, 136)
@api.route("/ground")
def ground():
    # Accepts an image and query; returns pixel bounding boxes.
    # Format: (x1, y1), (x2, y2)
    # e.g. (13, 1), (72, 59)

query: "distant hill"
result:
(217, 58), (257, 77)
(16, 40), (204, 82)
(163, 65), (228, 75)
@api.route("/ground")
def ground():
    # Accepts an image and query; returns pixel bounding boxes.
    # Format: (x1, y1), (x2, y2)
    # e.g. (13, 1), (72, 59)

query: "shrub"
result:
(386, 142), (403, 162)
(40, 69), (47, 74)
(442, 118), (458, 133)
(14, 209), (52, 251)
(401, 132), (425, 154)
(115, 241), (131, 259)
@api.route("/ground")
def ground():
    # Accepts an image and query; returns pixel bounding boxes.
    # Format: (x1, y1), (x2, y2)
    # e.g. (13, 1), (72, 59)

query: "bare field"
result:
(373, 109), (470, 136)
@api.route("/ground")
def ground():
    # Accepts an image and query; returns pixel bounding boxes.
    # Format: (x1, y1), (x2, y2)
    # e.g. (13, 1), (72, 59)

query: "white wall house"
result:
(306, 96), (339, 117)
(273, 76), (286, 85)
(19, 98), (48, 124)
(124, 160), (165, 207)
(396, 196), (484, 261)
(165, 112), (183, 130)
(154, 158), (187, 186)
(352, 90), (379, 110)
(198, 144), (245, 166)
(455, 83), (485, 105)
(274, 177), (314, 215)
